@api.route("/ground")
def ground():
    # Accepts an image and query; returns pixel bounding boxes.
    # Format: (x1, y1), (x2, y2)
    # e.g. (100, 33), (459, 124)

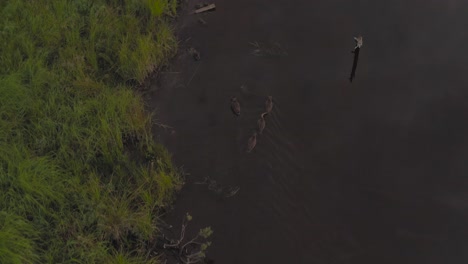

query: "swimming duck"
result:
(247, 132), (257, 153)
(257, 112), (268, 134)
(231, 97), (240, 116)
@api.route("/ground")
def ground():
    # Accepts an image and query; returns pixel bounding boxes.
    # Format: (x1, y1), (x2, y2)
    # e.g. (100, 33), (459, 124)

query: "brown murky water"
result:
(149, 0), (468, 263)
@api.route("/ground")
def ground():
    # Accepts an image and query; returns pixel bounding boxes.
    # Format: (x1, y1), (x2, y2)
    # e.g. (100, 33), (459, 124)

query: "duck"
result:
(246, 132), (257, 153)
(230, 97), (240, 116)
(257, 112), (268, 134)
(265, 96), (273, 113)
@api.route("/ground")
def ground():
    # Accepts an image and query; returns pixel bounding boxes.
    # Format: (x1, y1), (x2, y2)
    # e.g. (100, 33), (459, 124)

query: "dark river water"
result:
(149, 0), (468, 263)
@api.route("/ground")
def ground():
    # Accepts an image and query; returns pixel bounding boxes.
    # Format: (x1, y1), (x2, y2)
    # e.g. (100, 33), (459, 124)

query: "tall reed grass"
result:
(0, 0), (181, 262)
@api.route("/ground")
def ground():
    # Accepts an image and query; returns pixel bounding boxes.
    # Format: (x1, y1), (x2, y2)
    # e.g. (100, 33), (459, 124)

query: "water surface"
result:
(150, 0), (468, 263)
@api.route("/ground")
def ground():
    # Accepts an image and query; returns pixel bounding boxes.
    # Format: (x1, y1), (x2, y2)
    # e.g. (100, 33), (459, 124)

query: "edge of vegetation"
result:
(0, 0), (185, 263)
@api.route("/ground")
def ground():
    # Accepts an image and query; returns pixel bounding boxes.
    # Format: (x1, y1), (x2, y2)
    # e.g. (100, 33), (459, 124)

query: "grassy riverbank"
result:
(0, 0), (182, 263)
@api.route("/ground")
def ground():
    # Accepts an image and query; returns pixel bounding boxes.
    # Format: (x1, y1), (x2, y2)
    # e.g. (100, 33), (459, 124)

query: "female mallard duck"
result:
(257, 112), (268, 134)
(231, 97), (240, 116)
(246, 132), (257, 153)
(265, 96), (273, 113)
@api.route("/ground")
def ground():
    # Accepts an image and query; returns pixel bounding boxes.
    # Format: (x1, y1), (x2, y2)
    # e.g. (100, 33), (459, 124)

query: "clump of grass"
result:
(105, 249), (159, 264)
(0, 212), (39, 264)
(147, 0), (178, 17)
(0, 0), (182, 263)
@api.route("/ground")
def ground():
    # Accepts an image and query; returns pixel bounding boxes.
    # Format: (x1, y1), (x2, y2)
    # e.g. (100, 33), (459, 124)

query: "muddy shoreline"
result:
(149, 0), (468, 263)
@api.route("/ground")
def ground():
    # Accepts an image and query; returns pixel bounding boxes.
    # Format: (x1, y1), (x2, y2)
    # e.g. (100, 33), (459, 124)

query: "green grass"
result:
(0, 0), (182, 263)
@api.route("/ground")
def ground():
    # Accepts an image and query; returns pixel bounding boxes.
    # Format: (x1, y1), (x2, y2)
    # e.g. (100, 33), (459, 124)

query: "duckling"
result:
(230, 97), (240, 116)
(265, 96), (273, 113)
(257, 112), (268, 134)
(246, 132), (257, 153)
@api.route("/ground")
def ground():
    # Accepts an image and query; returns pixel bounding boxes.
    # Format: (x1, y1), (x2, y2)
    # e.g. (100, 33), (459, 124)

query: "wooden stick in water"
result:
(193, 4), (216, 14)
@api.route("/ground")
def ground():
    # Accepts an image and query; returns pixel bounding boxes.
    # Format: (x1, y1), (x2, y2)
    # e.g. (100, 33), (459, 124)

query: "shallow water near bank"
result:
(149, 0), (468, 263)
